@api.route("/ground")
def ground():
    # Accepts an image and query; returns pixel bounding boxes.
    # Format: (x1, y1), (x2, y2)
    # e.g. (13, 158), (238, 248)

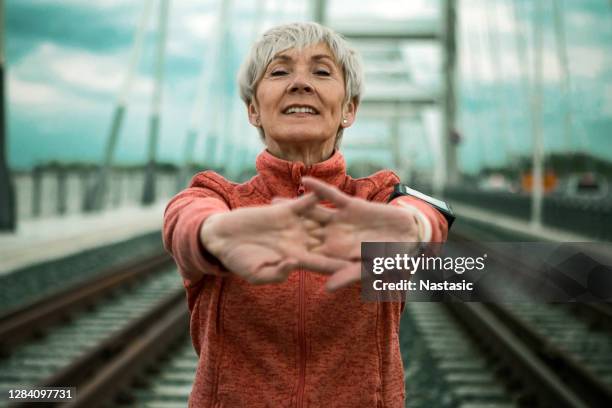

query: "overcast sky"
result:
(6, 0), (611, 175)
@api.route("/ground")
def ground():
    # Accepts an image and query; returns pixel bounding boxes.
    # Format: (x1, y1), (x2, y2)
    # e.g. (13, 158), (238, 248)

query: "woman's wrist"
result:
(391, 200), (432, 242)
(199, 213), (226, 257)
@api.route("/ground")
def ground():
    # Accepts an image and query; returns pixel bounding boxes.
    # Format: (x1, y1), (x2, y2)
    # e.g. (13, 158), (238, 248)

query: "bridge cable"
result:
(83, 0), (154, 211)
(462, 0), (494, 170)
(481, 0), (513, 167)
(142, 0), (170, 205)
(203, 0), (232, 169)
(178, 8), (220, 189)
(456, 2), (483, 175)
(507, 0), (534, 172)
(529, 0), (545, 227)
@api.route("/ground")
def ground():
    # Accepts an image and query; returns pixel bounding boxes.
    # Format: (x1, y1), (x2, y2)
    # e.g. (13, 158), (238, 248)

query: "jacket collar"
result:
(254, 149), (348, 198)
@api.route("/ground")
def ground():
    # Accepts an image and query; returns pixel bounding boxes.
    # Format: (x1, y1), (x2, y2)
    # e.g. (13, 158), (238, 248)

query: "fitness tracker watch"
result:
(388, 184), (456, 229)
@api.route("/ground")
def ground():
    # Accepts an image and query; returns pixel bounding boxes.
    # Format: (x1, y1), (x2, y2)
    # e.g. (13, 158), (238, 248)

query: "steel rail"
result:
(63, 296), (188, 408)
(568, 303), (612, 332)
(0, 251), (172, 352)
(451, 228), (612, 325)
(8, 288), (187, 408)
(486, 302), (612, 406)
(445, 231), (612, 406)
(447, 302), (590, 408)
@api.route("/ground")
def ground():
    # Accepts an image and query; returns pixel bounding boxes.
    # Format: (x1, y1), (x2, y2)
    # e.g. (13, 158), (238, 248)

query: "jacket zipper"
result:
(297, 269), (306, 408)
(211, 280), (226, 407)
(296, 183), (306, 408)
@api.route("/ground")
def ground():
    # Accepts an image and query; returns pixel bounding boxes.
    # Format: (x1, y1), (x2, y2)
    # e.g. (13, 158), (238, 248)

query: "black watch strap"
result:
(388, 184), (455, 228)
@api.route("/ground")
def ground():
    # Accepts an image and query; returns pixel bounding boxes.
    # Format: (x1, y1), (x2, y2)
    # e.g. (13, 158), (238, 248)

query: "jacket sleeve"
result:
(370, 171), (448, 243)
(388, 196), (448, 243)
(162, 172), (231, 287)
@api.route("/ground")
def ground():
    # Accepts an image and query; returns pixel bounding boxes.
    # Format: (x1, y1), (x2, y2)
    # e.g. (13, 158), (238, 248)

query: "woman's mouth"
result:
(283, 106), (319, 115)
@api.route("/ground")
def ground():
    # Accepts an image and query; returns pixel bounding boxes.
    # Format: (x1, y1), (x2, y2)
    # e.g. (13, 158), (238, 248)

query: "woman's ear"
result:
(248, 102), (261, 127)
(341, 99), (357, 128)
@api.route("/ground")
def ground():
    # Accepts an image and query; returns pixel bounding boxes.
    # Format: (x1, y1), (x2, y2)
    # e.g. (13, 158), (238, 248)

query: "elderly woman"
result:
(163, 22), (448, 408)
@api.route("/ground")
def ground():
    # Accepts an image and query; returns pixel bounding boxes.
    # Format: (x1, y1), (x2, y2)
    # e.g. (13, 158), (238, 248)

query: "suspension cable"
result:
(459, 1), (488, 172)
(482, 0), (513, 165)
(178, 7), (220, 188)
(507, 0), (533, 169)
(142, 0), (170, 205)
(464, 0), (494, 170)
(83, 0), (154, 211)
(551, 0), (591, 159)
(530, 0), (545, 228)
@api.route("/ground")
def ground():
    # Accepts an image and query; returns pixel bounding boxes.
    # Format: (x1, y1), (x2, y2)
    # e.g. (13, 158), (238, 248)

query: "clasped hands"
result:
(200, 177), (422, 291)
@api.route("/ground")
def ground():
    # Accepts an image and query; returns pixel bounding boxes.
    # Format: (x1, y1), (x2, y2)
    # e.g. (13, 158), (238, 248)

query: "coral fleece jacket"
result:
(162, 150), (448, 408)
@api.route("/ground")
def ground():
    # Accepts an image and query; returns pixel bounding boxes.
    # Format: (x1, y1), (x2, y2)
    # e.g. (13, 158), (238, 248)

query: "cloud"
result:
(328, 0), (437, 20)
(182, 12), (217, 41)
(6, 0), (611, 171)
(459, 32), (607, 85)
(400, 44), (439, 86)
(458, 0), (612, 85)
(602, 84), (612, 116)
(13, 42), (153, 98)
(18, 0), (138, 10)
(9, 74), (76, 107)
(7, 1), (139, 61)
(566, 9), (603, 29)
(460, 0), (530, 36)
(568, 46), (609, 79)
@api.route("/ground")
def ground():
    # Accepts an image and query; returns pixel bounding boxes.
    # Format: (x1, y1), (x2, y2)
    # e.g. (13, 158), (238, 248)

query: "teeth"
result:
(285, 106), (316, 114)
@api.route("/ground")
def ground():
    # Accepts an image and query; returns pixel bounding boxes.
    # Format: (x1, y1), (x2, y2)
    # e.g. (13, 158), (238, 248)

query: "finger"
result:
(289, 192), (319, 214)
(251, 258), (298, 284)
(302, 204), (336, 224)
(271, 197), (290, 205)
(298, 252), (350, 275)
(306, 236), (322, 250)
(275, 257), (299, 279)
(301, 177), (350, 208)
(302, 219), (321, 231)
(307, 227), (326, 240)
(325, 263), (361, 291)
(310, 244), (356, 260)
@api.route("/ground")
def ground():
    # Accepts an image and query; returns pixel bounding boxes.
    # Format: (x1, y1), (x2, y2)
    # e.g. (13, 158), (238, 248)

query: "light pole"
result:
(442, 0), (459, 188)
(0, 0), (15, 231)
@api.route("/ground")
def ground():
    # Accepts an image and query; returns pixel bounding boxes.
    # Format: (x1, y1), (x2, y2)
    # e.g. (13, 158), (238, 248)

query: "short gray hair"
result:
(237, 22), (363, 143)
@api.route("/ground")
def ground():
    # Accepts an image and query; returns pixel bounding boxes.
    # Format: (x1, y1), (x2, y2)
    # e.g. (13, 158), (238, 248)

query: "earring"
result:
(342, 118), (348, 124)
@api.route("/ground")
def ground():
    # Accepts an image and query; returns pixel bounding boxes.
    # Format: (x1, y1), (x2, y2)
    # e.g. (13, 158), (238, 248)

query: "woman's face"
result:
(248, 43), (355, 148)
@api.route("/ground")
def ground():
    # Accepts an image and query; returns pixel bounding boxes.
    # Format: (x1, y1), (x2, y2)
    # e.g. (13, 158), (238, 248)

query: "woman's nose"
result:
(288, 74), (313, 94)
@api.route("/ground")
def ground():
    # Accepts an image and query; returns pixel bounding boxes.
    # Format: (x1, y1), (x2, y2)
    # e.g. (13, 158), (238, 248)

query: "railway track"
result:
(405, 293), (612, 407)
(0, 231), (163, 313)
(421, 226), (612, 407)
(406, 302), (517, 407)
(484, 302), (612, 400)
(0, 251), (189, 408)
(112, 337), (196, 408)
(108, 299), (612, 408)
(1, 220), (610, 407)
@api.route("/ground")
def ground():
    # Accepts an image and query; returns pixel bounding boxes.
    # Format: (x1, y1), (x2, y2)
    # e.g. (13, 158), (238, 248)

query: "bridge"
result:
(0, 0), (611, 407)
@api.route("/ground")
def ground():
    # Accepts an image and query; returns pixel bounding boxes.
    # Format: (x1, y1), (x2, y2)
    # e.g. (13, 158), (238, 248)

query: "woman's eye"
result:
(271, 70), (288, 76)
(315, 69), (330, 76)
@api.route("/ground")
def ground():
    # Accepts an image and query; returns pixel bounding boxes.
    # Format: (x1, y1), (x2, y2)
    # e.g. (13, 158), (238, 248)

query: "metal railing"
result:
(444, 186), (612, 241)
(12, 165), (182, 221)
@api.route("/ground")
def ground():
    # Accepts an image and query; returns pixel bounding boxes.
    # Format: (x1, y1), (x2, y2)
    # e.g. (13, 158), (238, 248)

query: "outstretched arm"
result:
(301, 177), (448, 291)
(200, 193), (349, 285)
